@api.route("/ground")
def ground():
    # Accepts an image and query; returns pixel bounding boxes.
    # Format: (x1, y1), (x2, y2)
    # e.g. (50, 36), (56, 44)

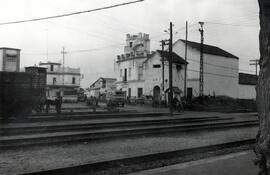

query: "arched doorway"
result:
(153, 86), (161, 101)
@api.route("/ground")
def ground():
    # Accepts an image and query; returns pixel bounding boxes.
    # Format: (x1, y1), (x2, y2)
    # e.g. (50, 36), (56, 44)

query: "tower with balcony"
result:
(115, 33), (151, 98)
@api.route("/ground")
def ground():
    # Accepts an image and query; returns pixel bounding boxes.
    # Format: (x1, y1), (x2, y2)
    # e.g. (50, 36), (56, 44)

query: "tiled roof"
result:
(179, 40), (239, 59)
(239, 73), (257, 85)
(157, 50), (188, 64)
(165, 86), (183, 94)
(90, 77), (116, 88)
(102, 78), (117, 81)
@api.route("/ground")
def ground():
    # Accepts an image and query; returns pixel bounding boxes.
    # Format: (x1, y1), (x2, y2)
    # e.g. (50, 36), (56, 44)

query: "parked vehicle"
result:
(106, 90), (126, 107)
(77, 93), (86, 102)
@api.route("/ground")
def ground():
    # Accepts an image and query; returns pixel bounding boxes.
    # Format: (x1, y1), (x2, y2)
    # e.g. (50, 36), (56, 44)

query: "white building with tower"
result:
(114, 33), (256, 101)
(115, 33), (151, 97)
(114, 33), (187, 101)
(39, 61), (81, 102)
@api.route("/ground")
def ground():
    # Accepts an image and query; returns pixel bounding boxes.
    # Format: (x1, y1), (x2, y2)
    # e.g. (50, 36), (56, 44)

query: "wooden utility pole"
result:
(255, 0), (270, 174)
(199, 21), (204, 97)
(249, 59), (259, 76)
(46, 29), (48, 61)
(184, 21), (188, 98)
(160, 40), (169, 97)
(169, 22), (173, 116)
(61, 47), (67, 96)
(161, 40), (165, 93)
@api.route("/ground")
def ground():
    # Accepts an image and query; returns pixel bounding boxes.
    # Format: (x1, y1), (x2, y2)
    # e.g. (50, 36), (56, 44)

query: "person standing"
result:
(55, 93), (62, 116)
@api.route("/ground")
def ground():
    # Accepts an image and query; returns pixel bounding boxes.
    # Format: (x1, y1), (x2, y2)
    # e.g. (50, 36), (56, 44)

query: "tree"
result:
(255, 0), (270, 174)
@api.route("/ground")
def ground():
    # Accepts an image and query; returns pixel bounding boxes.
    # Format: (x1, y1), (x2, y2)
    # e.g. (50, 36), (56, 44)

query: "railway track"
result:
(0, 117), (258, 148)
(0, 116), (227, 135)
(2, 112), (171, 123)
(21, 139), (256, 175)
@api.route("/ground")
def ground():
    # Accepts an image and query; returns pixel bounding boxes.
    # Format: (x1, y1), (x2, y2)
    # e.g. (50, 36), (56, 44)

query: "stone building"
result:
(39, 61), (81, 102)
(173, 39), (240, 98)
(115, 33), (187, 101)
(173, 39), (256, 99)
(115, 33), (256, 100)
(115, 33), (150, 97)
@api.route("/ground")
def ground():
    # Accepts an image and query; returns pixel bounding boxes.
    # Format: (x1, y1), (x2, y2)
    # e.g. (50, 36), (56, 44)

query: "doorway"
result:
(153, 86), (161, 101)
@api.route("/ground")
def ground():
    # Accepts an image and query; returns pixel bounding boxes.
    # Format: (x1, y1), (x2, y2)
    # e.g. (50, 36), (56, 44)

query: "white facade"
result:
(39, 61), (81, 102)
(115, 34), (256, 100)
(115, 33), (187, 101)
(0, 48), (20, 72)
(124, 33), (150, 55)
(115, 33), (150, 98)
(173, 40), (239, 98)
(144, 51), (186, 100)
(238, 84), (256, 99)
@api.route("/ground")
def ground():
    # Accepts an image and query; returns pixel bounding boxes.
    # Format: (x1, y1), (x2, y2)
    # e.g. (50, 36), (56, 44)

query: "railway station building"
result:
(114, 33), (187, 102)
(114, 33), (256, 101)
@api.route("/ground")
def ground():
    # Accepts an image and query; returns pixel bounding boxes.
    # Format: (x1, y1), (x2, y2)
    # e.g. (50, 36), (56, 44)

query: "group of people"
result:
(173, 96), (184, 112)
(44, 93), (62, 116)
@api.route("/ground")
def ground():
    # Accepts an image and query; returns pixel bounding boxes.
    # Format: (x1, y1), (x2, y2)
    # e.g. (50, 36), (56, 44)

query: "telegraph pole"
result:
(46, 29), (48, 61)
(61, 47), (67, 96)
(184, 21), (188, 98)
(169, 22), (173, 116)
(249, 59), (259, 76)
(199, 21), (204, 97)
(160, 40), (169, 98)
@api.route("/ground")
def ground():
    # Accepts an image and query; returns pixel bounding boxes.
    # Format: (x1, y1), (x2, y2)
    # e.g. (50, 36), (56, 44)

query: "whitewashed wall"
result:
(238, 84), (256, 99)
(144, 52), (186, 97)
(115, 58), (147, 82)
(173, 40), (239, 98)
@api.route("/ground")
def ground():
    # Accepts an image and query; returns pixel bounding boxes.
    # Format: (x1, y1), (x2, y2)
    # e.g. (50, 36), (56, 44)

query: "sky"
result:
(0, 0), (260, 88)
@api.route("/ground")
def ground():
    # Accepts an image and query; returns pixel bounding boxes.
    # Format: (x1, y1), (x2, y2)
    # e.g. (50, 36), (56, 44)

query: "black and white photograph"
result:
(0, 0), (267, 174)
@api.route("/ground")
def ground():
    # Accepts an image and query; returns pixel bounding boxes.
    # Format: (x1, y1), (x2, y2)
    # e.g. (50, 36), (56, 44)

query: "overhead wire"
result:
(13, 3), (258, 77)
(0, 0), (144, 26)
(22, 44), (125, 55)
(187, 58), (256, 73)
(162, 61), (240, 79)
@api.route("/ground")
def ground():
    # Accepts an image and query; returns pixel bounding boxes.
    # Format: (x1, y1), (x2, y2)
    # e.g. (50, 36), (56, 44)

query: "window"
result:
(120, 69), (123, 77)
(72, 77), (76, 84)
(6, 55), (16, 62)
(153, 64), (161, 68)
(176, 65), (182, 70)
(124, 69), (127, 82)
(53, 77), (56, 85)
(50, 65), (54, 71)
(128, 67), (131, 77)
(102, 80), (106, 88)
(129, 42), (133, 48)
(138, 66), (143, 80)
